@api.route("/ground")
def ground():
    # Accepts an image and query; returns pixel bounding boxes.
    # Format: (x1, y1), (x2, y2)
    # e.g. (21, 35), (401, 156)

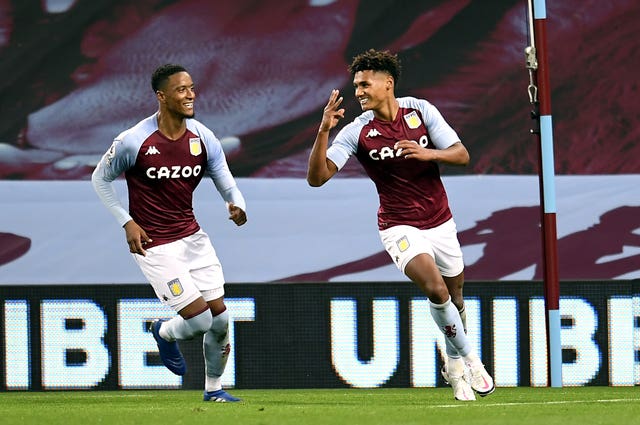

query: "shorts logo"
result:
(396, 236), (410, 252)
(403, 111), (421, 129)
(189, 138), (202, 156)
(167, 278), (184, 297)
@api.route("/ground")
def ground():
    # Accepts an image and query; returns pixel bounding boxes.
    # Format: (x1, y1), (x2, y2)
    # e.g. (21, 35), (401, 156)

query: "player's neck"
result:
(157, 111), (187, 141)
(373, 97), (399, 122)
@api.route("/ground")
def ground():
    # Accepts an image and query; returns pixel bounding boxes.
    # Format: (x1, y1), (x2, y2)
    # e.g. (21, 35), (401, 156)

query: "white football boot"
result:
(443, 357), (476, 401)
(466, 359), (495, 397)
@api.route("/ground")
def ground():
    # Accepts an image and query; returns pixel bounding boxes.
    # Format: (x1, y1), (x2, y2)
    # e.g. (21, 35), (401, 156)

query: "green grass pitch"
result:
(1, 387), (638, 425)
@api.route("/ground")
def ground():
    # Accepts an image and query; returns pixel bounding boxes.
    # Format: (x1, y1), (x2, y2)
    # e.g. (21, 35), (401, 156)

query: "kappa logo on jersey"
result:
(403, 111), (421, 129)
(166, 278), (184, 297)
(366, 129), (381, 138)
(396, 236), (410, 252)
(189, 138), (202, 156)
(145, 146), (161, 155)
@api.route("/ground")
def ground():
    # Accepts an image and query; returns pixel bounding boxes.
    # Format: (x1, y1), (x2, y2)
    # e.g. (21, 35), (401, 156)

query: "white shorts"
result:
(132, 229), (225, 312)
(379, 218), (464, 277)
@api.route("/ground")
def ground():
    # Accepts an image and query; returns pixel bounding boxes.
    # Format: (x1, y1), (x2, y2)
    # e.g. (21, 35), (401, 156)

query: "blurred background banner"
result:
(1, 176), (638, 284)
(0, 0), (638, 282)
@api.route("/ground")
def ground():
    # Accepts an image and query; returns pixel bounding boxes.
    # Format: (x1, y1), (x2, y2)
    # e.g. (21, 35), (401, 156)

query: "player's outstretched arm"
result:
(307, 90), (343, 187)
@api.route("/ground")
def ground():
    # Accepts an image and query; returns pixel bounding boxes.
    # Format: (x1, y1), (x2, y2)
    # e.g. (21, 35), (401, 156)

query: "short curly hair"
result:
(348, 49), (401, 85)
(151, 64), (188, 92)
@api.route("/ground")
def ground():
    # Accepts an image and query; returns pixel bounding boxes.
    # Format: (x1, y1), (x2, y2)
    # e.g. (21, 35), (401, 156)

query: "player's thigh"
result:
(427, 218), (464, 278)
(184, 230), (226, 302)
(379, 225), (435, 274)
(132, 242), (202, 312)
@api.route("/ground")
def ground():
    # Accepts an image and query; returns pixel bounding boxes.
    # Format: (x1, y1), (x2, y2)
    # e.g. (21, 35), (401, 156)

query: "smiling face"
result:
(157, 71), (196, 119)
(353, 70), (394, 113)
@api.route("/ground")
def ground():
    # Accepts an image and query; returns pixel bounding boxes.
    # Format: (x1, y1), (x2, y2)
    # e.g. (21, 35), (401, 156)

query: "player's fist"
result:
(227, 203), (247, 226)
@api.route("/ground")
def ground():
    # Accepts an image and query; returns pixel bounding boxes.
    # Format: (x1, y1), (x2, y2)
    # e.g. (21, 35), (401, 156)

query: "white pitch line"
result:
(427, 398), (640, 409)
(61, 393), (160, 399)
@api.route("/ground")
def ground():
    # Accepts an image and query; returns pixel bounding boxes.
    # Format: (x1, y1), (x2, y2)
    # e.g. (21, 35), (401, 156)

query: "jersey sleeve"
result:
(326, 118), (366, 170)
(409, 97), (461, 150)
(422, 101), (461, 149)
(196, 122), (247, 212)
(91, 134), (139, 227)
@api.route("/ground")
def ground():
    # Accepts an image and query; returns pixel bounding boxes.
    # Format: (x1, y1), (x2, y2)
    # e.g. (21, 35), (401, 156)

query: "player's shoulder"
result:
(334, 112), (372, 142)
(116, 114), (158, 146)
(185, 117), (216, 140)
(349, 110), (375, 129)
(397, 96), (433, 110)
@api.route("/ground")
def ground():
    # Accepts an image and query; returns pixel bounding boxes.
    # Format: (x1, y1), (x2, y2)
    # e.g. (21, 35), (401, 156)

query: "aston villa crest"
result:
(189, 138), (202, 156)
(403, 111), (421, 129)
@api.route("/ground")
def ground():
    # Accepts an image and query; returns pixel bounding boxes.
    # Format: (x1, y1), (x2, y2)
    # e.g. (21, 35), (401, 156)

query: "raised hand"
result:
(319, 89), (345, 132)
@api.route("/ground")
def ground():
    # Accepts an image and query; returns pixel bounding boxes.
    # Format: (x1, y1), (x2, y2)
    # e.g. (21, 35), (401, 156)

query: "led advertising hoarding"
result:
(1, 281), (637, 390)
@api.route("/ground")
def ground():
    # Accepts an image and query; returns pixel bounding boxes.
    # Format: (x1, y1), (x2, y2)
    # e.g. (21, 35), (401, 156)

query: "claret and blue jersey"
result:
(92, 113), (238, 248)
(327, 97), (461, 231)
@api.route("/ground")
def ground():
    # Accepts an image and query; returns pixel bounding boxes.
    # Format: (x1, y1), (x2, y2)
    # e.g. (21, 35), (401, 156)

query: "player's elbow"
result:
(90, 166), (103, 189)
(306, 165), (327, 186)
(306, 174), (327, 187)
(460, 152), (470, 166)
(307, 167), (333, 186)
(307, 158), (337, 186)
(454, 142), (470, 166)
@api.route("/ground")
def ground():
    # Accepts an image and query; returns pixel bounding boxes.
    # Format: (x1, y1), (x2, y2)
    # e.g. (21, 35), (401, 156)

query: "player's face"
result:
(353, 70), (393, 112)
(159, 72), (196, 119)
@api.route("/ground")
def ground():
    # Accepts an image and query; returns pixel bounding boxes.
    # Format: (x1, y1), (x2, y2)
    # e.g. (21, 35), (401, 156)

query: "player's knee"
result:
(427, 285), (451, 305)
(450, 295), (464, 311)
(188, 309), (214, 335)
(210, 309), (229, 337)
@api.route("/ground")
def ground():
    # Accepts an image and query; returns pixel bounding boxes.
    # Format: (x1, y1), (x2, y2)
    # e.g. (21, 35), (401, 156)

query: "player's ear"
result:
(156, 90), (165, 102)
(386, 76), (393, 91)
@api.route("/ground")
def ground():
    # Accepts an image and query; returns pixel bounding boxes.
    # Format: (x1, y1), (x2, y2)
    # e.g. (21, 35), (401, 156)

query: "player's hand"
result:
(394, 139), (435, 161)
(228, 203), (247, 226)
(124, 220), (152, 256)
(319, 89), (345, 132)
